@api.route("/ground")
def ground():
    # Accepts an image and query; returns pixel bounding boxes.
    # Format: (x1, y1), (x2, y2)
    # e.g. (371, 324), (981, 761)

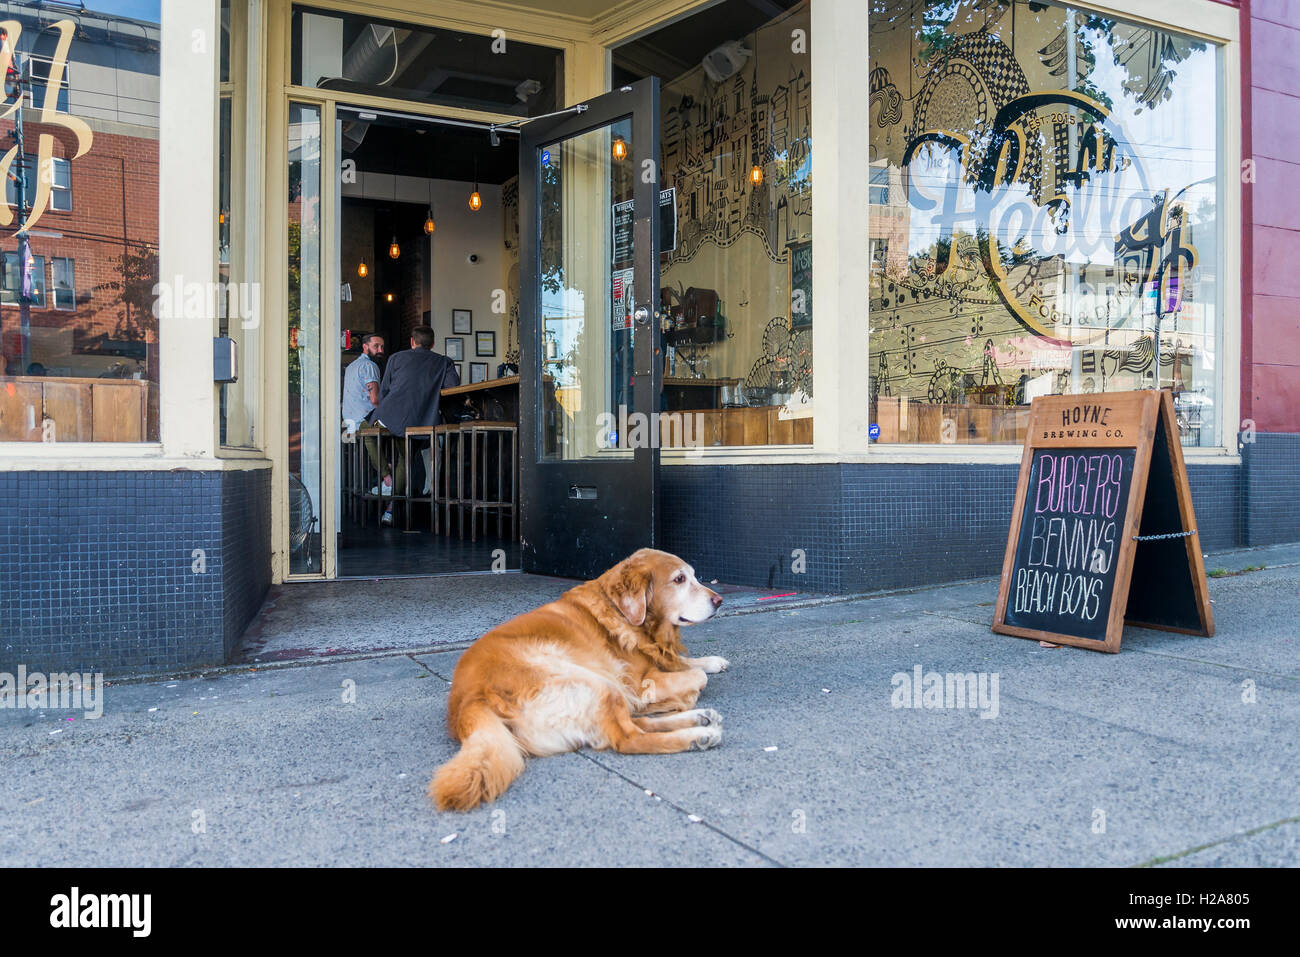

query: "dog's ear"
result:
(606, 558), (653, 627)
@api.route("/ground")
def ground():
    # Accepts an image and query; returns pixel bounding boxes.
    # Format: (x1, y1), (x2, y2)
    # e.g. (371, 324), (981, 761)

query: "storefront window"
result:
(0, 1), (161, 442)
(219, 0), (258, 449)
(869, 1), (1221, 447)
(290, 5), (564, 118)
(626, 0), (812, 448)
(288, 102), (323, 573)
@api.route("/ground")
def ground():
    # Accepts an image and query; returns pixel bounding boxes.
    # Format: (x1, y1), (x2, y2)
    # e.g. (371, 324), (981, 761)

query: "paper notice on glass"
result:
(611, 268), (634, 331)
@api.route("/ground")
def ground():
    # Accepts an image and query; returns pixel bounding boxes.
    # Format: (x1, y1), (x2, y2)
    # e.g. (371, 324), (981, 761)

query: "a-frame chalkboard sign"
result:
(992, 389), (1214, 653)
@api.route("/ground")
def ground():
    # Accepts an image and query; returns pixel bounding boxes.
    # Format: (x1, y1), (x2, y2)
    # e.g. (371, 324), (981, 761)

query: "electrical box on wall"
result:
(214, 336), (239, 383)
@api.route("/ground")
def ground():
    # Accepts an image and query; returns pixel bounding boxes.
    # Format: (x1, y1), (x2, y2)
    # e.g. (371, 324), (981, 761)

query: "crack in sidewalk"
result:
(573, 750), (785, 867)
(1133, 813), (1300, 867)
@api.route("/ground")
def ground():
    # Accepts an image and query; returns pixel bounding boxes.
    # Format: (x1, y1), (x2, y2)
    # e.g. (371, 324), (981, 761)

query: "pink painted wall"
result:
(1245, 0), (1300, 431)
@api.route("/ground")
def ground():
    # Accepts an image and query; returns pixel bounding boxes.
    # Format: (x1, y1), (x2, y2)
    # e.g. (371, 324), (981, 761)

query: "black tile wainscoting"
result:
(1241, 433), (1300, 546)
(661, 460), (1245, 595)
(0, 466), (271, 675)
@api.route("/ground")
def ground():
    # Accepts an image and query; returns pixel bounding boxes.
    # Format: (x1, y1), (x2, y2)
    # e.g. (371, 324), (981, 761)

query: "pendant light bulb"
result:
(749, 163), (763, 186)
(612, 136), (628, 161)
(468, 153), (482, 212)
(424, 208), (435, 234)
(389, 236), (400, 260)
(357, 258), (368, 279)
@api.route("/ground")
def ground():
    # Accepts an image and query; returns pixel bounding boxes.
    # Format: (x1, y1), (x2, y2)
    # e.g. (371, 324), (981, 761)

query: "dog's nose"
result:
(711, 593), (723, 608)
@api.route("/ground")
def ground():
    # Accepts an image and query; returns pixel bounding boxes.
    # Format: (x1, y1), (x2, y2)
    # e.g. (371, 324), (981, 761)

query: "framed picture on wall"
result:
(453, 363), (463, 383)
(452, 309), (472, 334)
(445, 337), (464, 361)
(475, 331), (496, 356)
(469, 362), (488, 384)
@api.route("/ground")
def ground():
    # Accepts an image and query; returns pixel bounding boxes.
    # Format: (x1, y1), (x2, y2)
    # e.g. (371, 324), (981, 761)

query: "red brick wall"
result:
(1244, 0), (1300, 431)
(0, 119), (159, 379)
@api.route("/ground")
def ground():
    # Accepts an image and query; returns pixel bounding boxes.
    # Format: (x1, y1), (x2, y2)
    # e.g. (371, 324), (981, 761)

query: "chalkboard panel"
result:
(1002, 447), (1136, 643)
(788, 240), (811, 330)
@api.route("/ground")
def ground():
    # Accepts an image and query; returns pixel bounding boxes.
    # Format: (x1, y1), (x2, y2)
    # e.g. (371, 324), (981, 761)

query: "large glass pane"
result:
(0, 2), (161, 442)
(291, 4), (563, 118)
(539, 119), (636, 461)
(218, 0), (258, 449)
(868, 1), (1221, 447)
(288, 103), (323, 573)
(615, 0), (814, 448)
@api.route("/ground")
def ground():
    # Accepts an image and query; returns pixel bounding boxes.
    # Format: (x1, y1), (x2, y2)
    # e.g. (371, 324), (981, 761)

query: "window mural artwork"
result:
(655, 1), (814, 446)
(869, 0), (1221, 447)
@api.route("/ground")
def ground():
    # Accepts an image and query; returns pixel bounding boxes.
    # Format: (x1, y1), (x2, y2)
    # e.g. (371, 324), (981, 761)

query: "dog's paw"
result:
(696, 655), (729, 674)
(688, 726), (723, 750)
(694, 708), (723, 727)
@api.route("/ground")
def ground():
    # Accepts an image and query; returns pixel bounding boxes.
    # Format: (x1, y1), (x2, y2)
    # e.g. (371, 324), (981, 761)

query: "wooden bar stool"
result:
(434, 422), (468, 538)
(355, 424), (382, 527)
(404, 425), (435, 532)
(357, 424), (406, 526)
(342, 427), (362, 524)
(464, 421), (517, 543)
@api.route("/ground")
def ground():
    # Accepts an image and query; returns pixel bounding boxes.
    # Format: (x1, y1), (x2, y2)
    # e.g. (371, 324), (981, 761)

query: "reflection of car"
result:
(1173, 390), (1213, 440)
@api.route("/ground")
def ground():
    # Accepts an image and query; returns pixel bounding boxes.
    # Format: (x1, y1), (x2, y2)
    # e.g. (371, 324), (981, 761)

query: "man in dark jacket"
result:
(368, 325), (459, 524)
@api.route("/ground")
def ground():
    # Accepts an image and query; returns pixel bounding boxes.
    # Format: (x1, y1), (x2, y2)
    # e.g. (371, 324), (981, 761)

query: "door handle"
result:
(634, 307), (650, 326)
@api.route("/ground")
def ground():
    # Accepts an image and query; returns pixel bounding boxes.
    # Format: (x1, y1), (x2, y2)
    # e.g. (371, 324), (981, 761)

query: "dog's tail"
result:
(429, 701), (525, 812)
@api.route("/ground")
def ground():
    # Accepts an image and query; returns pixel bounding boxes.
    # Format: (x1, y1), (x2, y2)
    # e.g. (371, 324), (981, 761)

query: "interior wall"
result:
(340, 204), (375, 336)
(428, 179), (507, 379)
(341, 173), (510, 377)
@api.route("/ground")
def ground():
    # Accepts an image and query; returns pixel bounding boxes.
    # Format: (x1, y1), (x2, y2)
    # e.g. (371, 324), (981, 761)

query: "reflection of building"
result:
(0, 4), (160, 384)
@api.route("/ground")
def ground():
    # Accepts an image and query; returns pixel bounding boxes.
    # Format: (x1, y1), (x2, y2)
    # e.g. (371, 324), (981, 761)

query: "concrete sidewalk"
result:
(2, 542), (1297, 866)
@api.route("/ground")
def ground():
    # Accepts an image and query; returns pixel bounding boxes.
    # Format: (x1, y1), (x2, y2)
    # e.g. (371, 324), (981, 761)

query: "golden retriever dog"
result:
(430, 549), (729, 811)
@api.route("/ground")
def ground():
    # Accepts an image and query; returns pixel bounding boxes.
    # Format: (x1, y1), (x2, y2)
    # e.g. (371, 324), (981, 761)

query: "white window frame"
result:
(24, 54), (71, 112)
(4, 154), (72, 213)
(52, 256), (75, 311)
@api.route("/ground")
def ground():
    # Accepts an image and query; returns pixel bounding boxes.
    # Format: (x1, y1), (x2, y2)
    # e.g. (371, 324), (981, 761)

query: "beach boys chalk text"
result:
(1012, 450), (1126, 622)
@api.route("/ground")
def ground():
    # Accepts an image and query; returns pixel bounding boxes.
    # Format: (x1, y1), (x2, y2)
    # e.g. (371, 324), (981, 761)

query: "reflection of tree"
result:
(288, 221), (301, 395)
(539, 162), (564, 295)
(100, 245), (158, 344)
(870, 0), (1206, 114)
(1076, 13), (1206, 112)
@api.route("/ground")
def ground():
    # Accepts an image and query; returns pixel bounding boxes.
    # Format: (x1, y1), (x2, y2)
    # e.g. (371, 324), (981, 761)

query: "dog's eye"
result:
(674, 573), (686, 584)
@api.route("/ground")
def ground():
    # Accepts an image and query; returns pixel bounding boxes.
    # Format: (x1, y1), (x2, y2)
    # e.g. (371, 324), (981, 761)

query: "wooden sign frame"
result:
(992, 389), (1214, 653)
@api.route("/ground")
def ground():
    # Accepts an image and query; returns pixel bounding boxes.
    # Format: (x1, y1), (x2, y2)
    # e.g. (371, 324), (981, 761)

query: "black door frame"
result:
(517, 79), (662, 579)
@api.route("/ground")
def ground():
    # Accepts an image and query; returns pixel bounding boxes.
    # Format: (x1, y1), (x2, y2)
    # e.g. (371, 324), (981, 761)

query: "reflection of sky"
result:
(542, 288), (585, 387)
(91, 1), (161, 22)
(904, 22), (1218, 267)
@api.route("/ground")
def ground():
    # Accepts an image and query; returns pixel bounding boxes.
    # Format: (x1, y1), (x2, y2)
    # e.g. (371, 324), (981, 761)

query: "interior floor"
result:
(338, 511), (519, 577)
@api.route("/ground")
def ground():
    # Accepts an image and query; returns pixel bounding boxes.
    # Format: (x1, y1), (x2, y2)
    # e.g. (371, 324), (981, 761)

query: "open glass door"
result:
(519, 80), (661, 579)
